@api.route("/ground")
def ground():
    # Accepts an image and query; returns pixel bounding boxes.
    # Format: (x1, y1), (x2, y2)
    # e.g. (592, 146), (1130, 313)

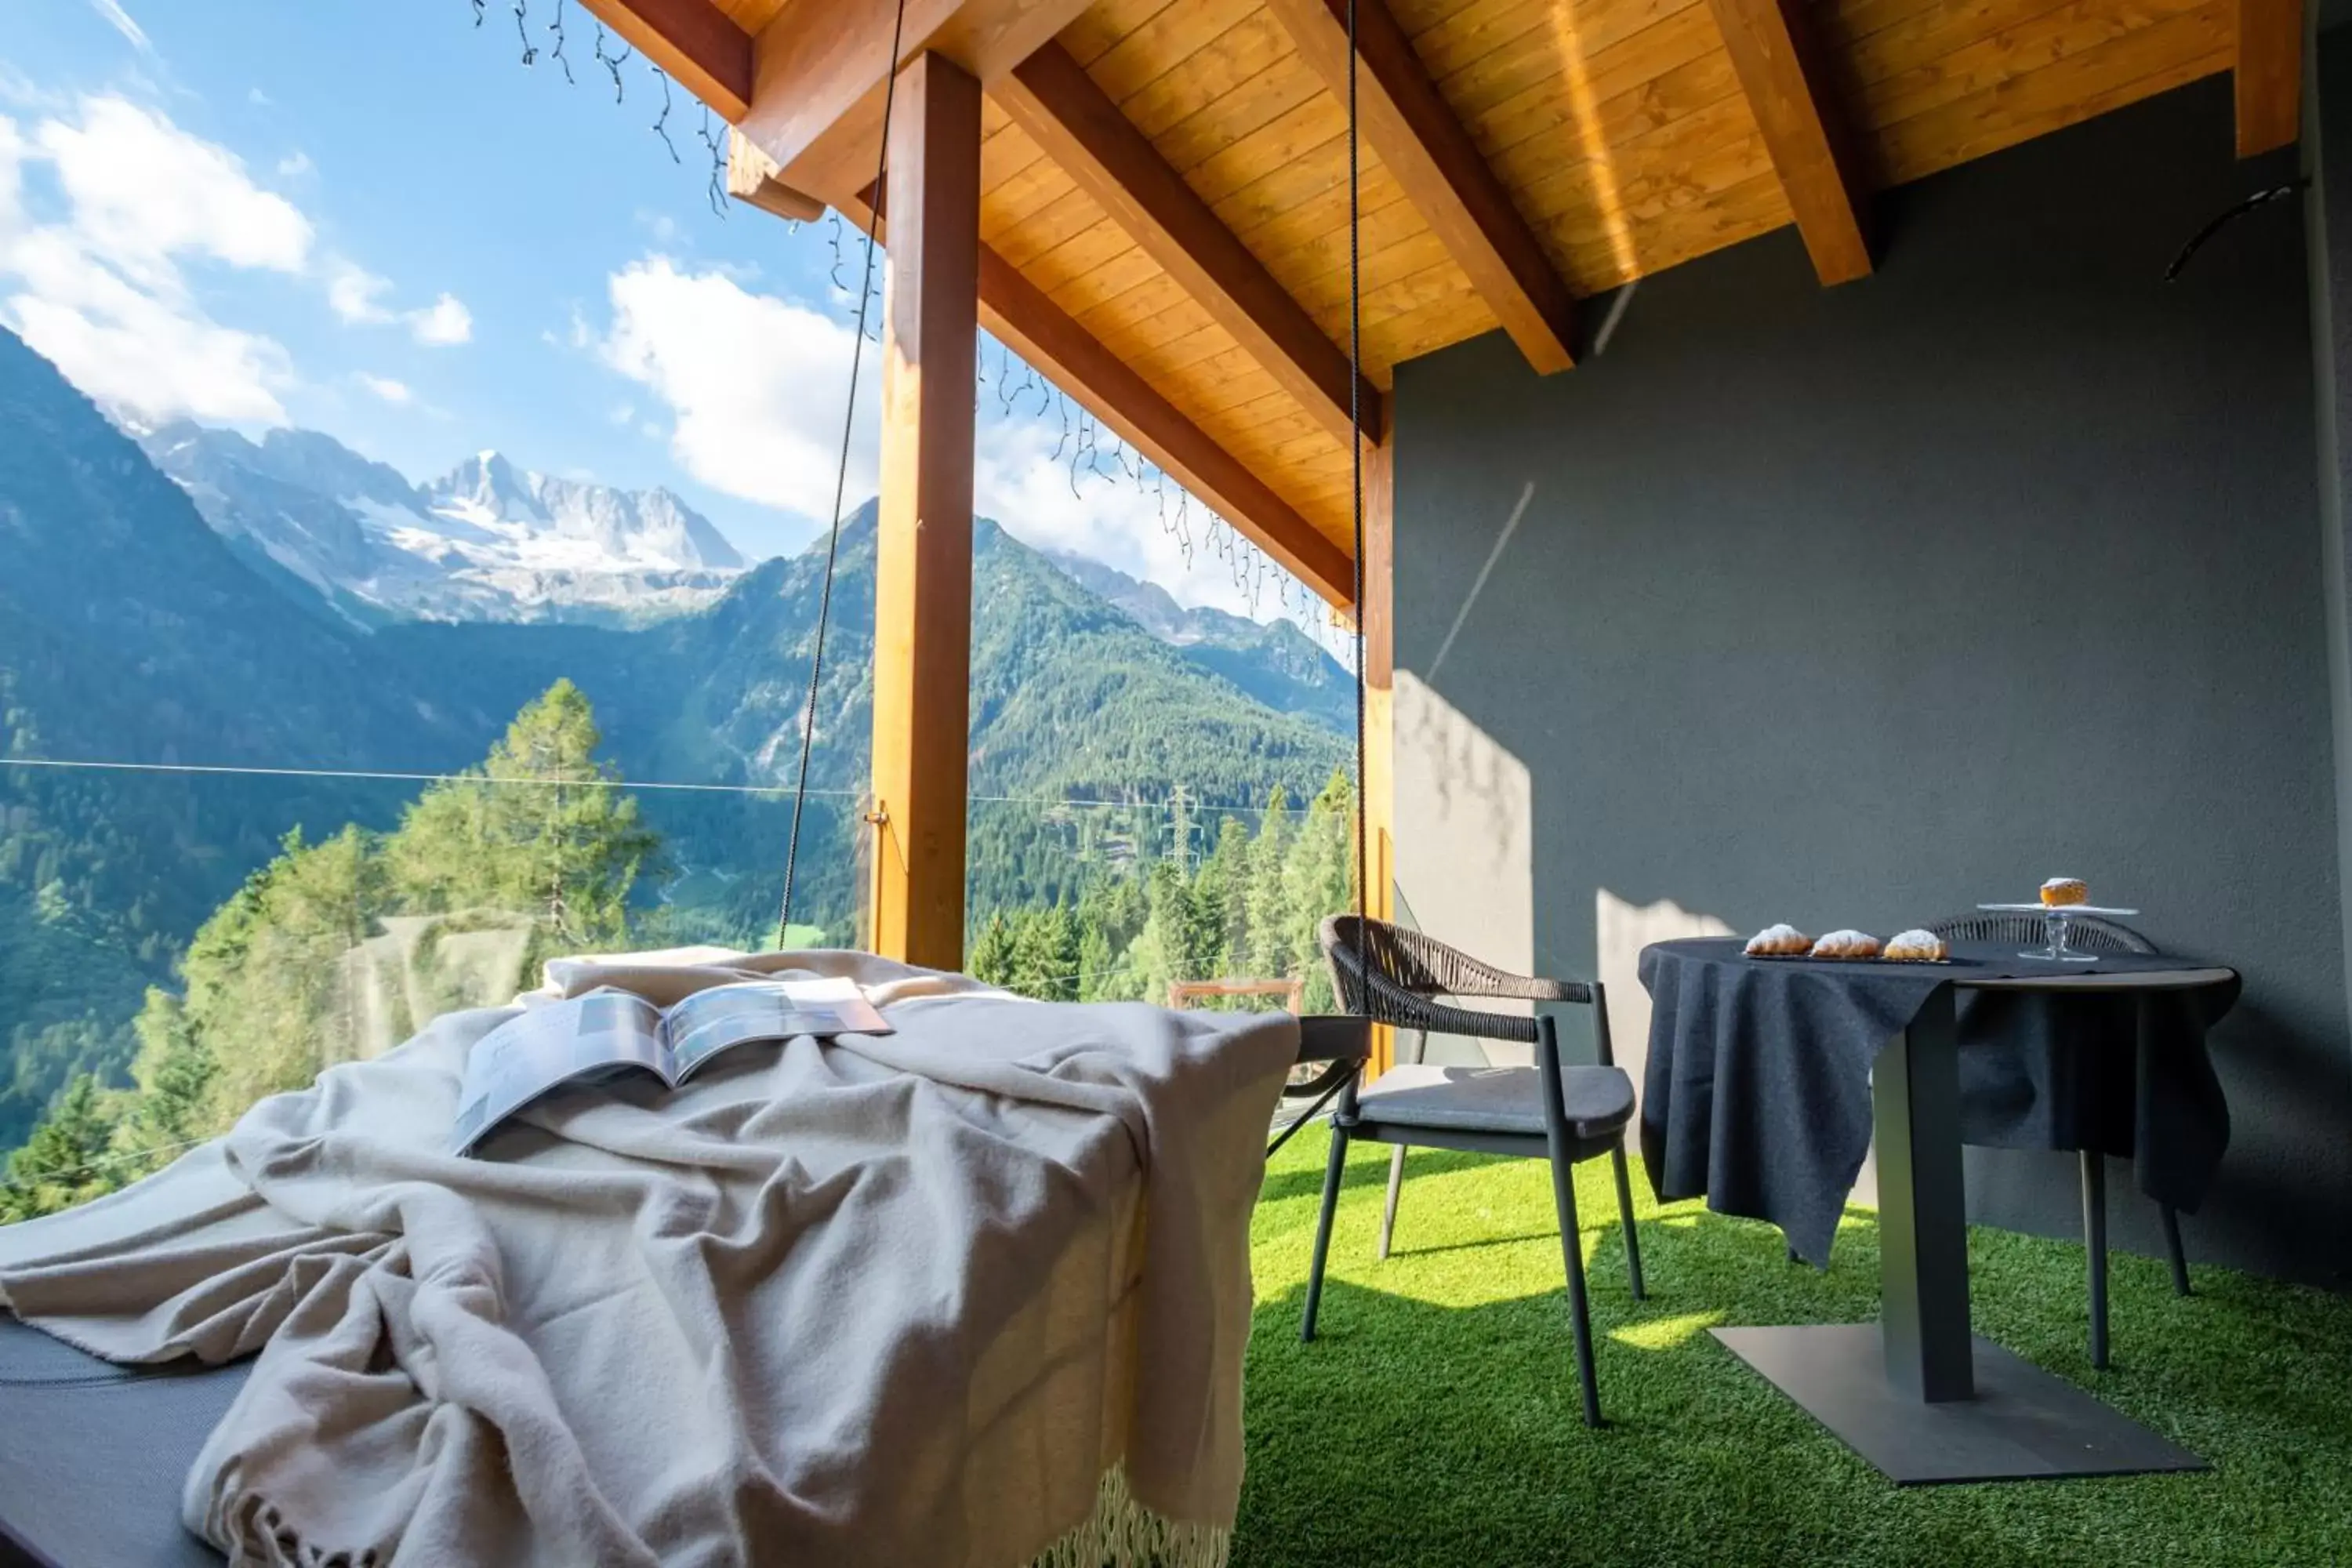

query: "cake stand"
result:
(1976, 902), (2140, 963)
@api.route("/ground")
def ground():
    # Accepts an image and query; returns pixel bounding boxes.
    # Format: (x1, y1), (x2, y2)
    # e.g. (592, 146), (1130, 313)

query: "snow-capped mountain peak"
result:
(138, 424), (749, 628)
(423, 452), (743, 573)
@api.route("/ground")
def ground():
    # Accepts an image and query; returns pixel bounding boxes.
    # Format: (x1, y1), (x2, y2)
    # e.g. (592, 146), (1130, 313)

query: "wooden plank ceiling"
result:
(604, 0), (2262, 601)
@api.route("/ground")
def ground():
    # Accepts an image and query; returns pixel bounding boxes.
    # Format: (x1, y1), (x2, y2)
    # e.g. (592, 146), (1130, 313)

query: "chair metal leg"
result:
(2081, 1150), (2109, 1371)
(1610, 1144), (1646, 1301)
(1301, 1123), (1349, 1343)
(1548, 1152), (1603, 1428)
(1377, 1144), (1407, 1260)
(2161, 1203), (2192, 1297)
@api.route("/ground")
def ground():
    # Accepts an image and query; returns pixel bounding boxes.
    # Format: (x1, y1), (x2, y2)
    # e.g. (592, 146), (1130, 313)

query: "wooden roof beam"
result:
(728, 131), (826, 223)
(1265, 0), (1577, 375)
(838, 185), (1355, 606)
(1704, 0), (1872, 285)
(740, 1), (1098, 209)
(2234, 0), (2303, 158)
(576, 0), (753, 122)
(993, 42), (1386, 448)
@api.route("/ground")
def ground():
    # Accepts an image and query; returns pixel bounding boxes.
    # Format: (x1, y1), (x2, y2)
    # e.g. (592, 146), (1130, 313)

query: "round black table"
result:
(1637, 938), (2237, 1485)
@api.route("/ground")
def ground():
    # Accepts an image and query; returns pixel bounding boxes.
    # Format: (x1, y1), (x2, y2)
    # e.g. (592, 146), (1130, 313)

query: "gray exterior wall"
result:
(1392, 74), (2352, 1287)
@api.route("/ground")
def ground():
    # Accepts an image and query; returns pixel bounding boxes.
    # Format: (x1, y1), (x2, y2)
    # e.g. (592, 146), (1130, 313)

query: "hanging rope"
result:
(775, 0), (913, 949)
(1347, 0), (1368, 951)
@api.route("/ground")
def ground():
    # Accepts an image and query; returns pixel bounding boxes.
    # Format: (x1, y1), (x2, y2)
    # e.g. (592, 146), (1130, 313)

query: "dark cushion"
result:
(0, 1317), (241, 1566)
(1356, 1063), (1636, 1142)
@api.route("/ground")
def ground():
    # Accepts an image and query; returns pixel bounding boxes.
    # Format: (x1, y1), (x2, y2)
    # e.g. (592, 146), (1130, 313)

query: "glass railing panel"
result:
(0, 722), (866, 1221)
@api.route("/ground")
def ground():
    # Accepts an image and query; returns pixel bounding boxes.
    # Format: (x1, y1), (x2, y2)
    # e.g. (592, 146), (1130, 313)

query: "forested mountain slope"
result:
(0, 328), (1346, 1152)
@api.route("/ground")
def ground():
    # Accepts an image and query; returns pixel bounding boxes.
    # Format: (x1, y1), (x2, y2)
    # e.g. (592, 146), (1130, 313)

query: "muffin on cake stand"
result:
(1977, 884), (2140, 963)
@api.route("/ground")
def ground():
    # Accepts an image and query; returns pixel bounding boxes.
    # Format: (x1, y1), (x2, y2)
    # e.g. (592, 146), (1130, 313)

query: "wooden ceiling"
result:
(586, 0), (2300, 604)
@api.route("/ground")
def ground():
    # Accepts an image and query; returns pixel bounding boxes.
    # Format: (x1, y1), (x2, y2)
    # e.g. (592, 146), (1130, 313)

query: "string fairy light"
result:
(650, 66), (681, 162)
(697, 105), (729, 218)
(593, 20), (630, 100)
(547, 0), (574, 85)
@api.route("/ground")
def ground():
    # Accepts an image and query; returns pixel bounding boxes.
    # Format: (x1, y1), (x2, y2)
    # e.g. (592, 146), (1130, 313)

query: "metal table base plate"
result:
(1713, 1323), (2206, 1484)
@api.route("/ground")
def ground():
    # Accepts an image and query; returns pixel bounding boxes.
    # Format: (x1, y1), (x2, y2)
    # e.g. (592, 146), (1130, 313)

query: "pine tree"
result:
(1076, 915), (1116, 1003)
(1202, 815), (1251, 974)
(1245, 786), (1294, 980)
(1284, 771), (1357, 1013)
(387, 681), (659, 956)
(109, 988), (218, 1179)
(969, 912), (1018, 988)
(1131, 859), (1189, 1005)
(1008, 905), (1080, 1002)
(0, 1074), (118, 1223)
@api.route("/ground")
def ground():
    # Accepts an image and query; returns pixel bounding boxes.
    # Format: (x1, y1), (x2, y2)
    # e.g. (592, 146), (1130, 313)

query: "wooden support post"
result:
(870, 53), (980, 971)
(2234, 0), (2303, 158)
(1362, 438), (1396, 1075)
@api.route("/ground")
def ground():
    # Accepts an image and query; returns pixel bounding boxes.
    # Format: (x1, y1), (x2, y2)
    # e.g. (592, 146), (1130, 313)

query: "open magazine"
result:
(452, 978), (891, 1156)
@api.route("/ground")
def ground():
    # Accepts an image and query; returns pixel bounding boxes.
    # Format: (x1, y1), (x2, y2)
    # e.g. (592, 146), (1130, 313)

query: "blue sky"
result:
(0, 0), (1308, 617)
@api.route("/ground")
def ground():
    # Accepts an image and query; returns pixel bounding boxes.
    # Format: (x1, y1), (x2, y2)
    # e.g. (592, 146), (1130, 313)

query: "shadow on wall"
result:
(1593, 889), (1731, 1105)
(1394, 670), (1534, 1067)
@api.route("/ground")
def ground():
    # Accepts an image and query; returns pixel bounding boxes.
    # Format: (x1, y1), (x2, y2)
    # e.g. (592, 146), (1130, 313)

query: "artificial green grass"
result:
(1233, 1125), (2352, 1567)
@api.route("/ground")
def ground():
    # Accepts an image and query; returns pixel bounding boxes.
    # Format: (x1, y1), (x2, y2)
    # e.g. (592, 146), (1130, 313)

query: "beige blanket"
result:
(0, 949), (1297, 1567)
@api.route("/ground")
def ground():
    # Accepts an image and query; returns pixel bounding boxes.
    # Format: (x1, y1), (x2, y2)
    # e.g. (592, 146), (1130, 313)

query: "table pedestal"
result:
(1711, 987), (2205, 1484)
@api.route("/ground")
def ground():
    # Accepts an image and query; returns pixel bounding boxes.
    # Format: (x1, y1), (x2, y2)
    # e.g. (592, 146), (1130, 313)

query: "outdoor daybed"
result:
(0, 950), (1360, 1567)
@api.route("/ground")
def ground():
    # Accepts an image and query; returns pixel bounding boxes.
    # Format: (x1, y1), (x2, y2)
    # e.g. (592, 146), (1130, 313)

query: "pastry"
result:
(2041, 877), (2089, 907)
(1883, 929), (1948, 962)
(1744, 923), (1811, 956)
(1809, 929), (1882, 960)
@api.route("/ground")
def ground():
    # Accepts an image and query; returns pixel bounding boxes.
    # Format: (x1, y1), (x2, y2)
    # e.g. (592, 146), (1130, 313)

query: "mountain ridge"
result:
(1041, 548), (1354, 731)
(140, 416), (1352, 724)
(140, 423), (746, 627)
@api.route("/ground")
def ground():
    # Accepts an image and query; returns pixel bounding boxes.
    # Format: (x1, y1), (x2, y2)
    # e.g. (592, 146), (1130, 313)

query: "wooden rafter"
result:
(1704, 0), (1873, 285)
(993, 41), (1387, 447)
(742, 0), (1098, 208)
(575, 0), (753, 122)
(2234, 0), (2303, 158)
(1265, 0), (1577, 375)
(836, 187), (1356, 607)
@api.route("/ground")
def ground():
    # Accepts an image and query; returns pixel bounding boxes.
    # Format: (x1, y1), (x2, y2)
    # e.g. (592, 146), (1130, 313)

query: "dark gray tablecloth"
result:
(1635, 938), (2238, 1265)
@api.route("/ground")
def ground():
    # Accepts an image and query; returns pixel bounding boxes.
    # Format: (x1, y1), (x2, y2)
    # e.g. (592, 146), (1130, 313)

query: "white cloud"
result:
(408, 292), (471, 346)
(36, 96), (310, 281)
(327, 262), (393, 324)
(247, 88), (271, 107)
(86, 0), (151, 53)
(600, 256), (877, 517)
(276, 149), (313, 179)
(355, 372), (411, 405)
(331, 265), (469, 347)
(0, 95), (470, 424)
(0, 98), (301, 423)
(595, 257), (1308, 621)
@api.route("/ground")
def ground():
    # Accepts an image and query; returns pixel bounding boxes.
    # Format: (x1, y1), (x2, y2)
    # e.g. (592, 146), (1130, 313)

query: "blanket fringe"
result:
(1026, 1466), (1229, 1568)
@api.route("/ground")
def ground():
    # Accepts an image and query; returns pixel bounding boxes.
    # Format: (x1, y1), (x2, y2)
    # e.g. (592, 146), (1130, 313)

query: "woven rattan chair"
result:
(1303, 916), (1645, 1427)
(1928, 911), (2192, 1369)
